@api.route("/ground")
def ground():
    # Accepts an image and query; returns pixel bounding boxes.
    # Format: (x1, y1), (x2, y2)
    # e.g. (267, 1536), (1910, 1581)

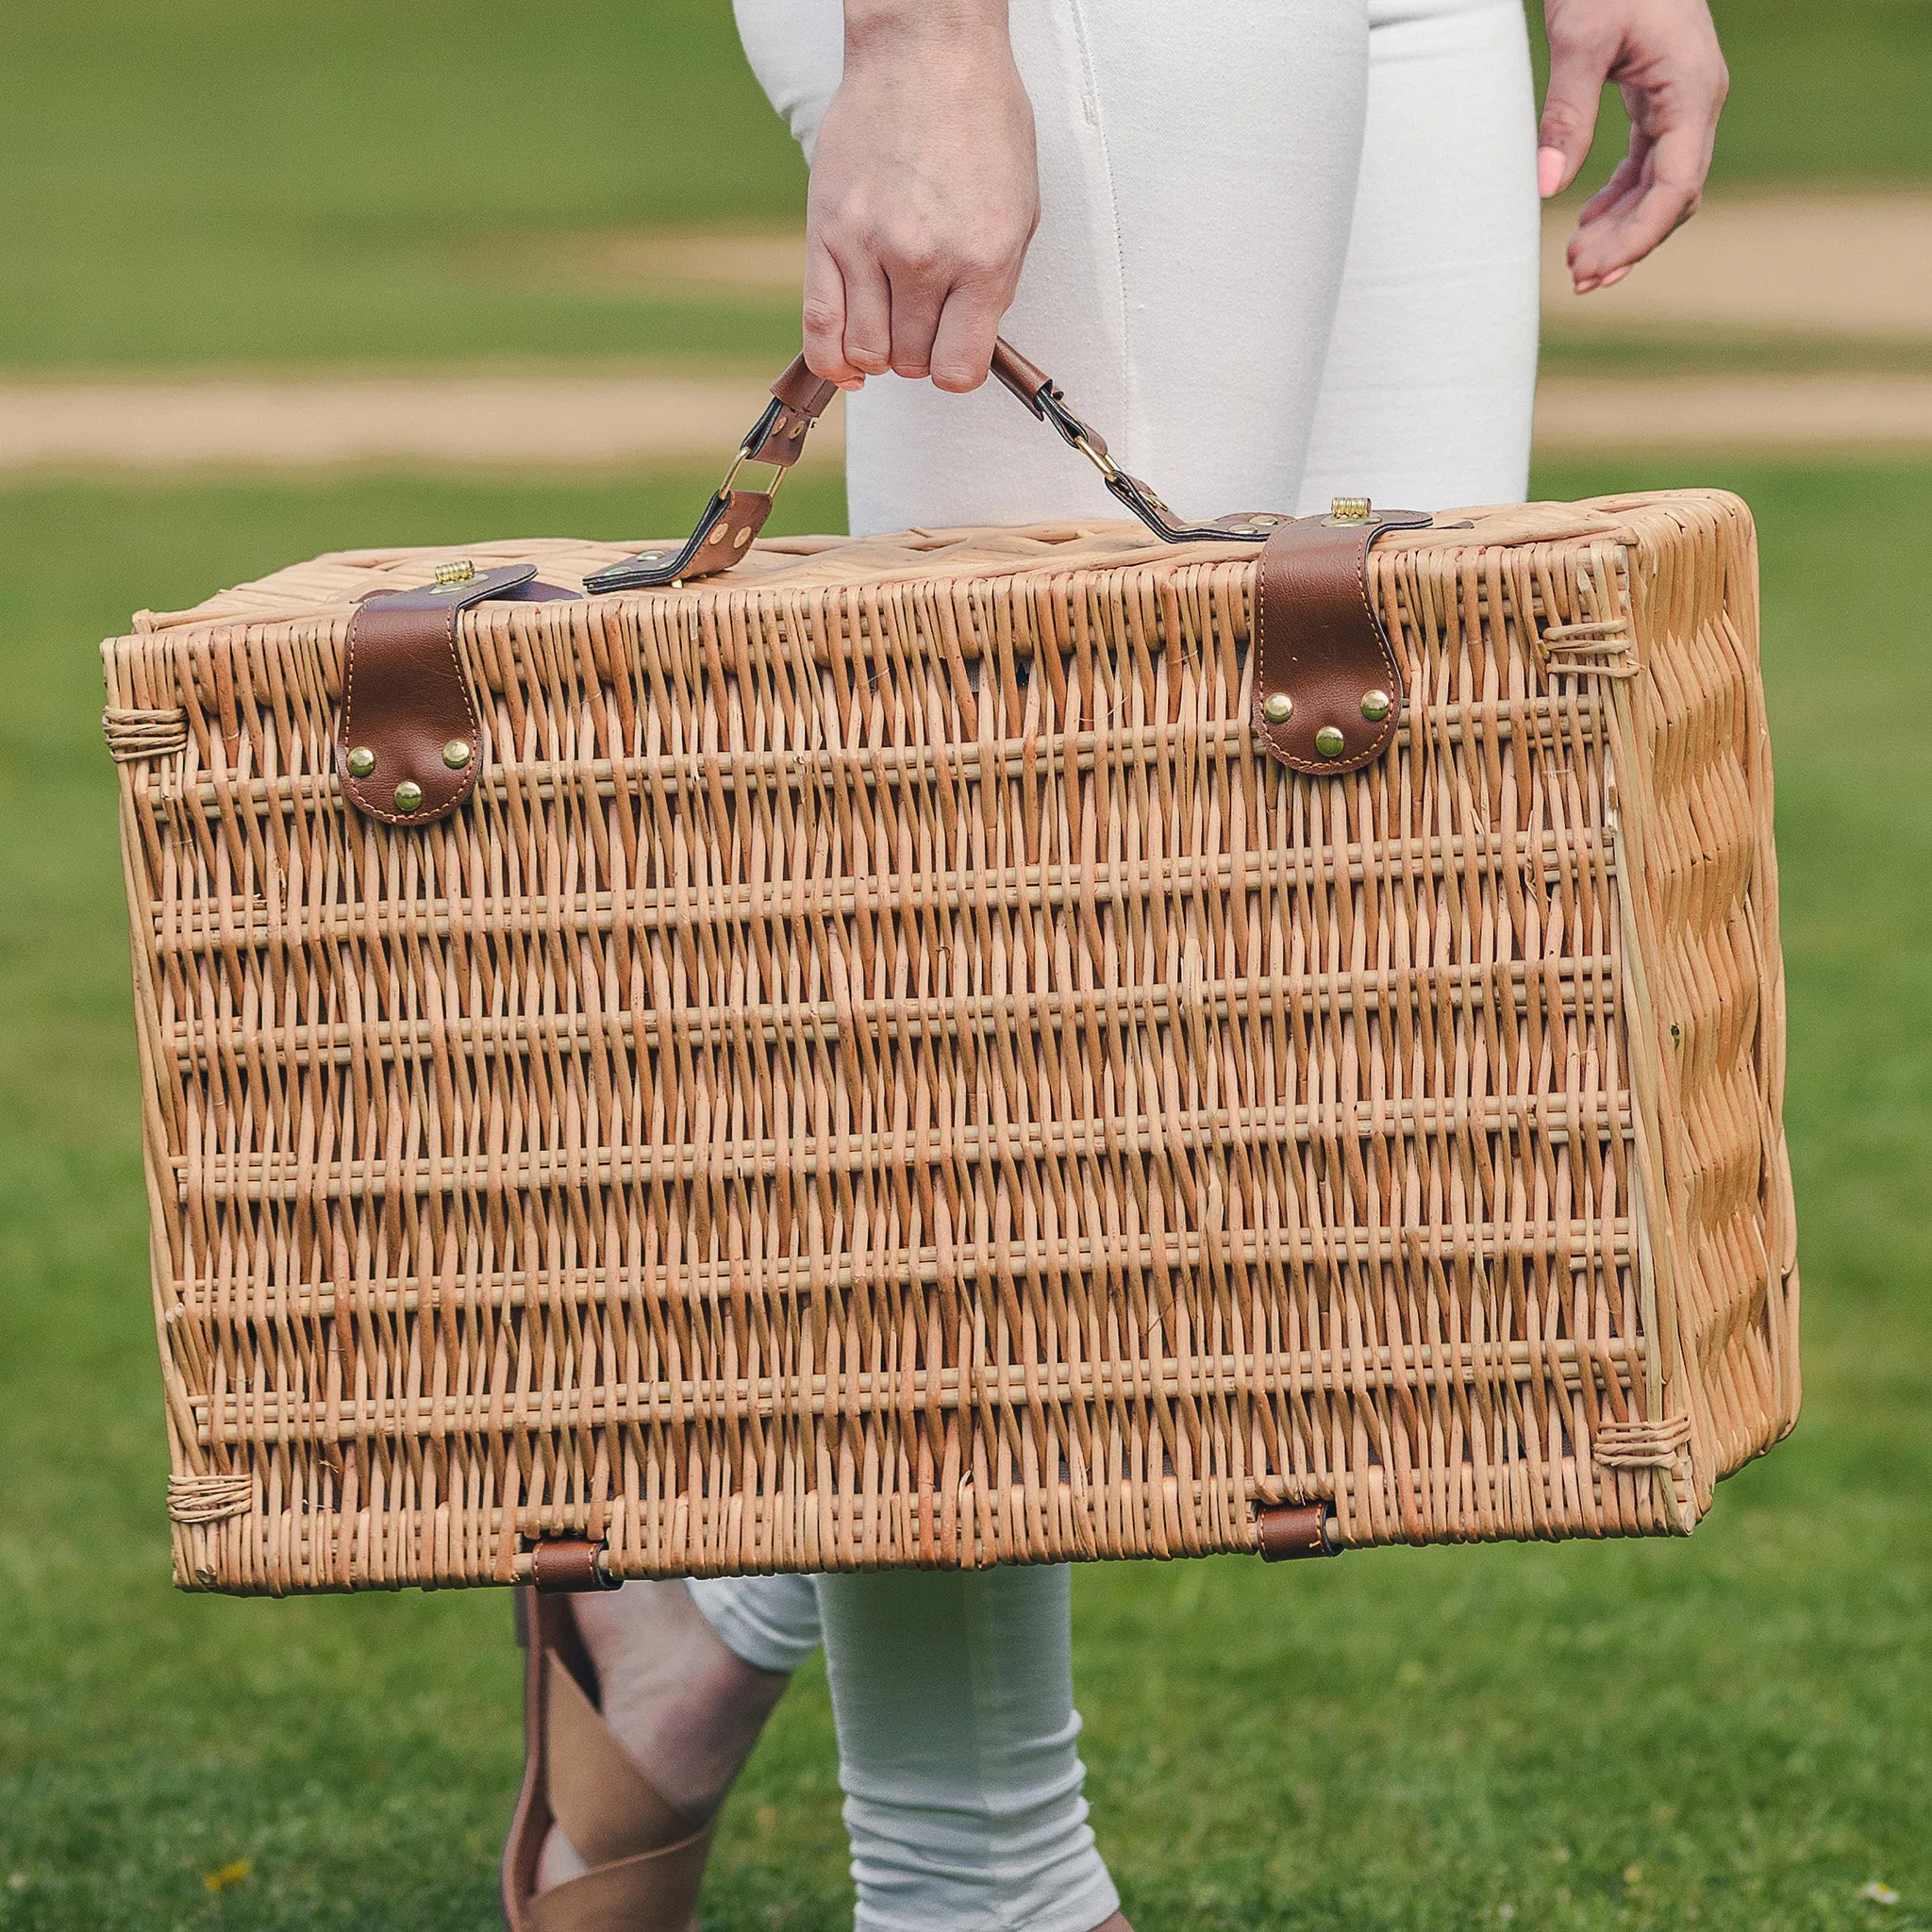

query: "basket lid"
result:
(125, 501), (1639, 640)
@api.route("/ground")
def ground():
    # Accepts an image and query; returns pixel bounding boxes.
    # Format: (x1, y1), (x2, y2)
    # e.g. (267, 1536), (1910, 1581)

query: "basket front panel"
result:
(113, 511), (1769, 1591)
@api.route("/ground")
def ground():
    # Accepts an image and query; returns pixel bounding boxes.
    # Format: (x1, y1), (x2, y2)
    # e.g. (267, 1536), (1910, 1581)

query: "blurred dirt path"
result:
(1539, 190), (1932, 340)
(4, 192), (1929, 472)
(0, 370), (838, 472)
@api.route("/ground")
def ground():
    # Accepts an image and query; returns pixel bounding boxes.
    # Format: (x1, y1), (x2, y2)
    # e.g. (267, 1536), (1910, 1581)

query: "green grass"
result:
(2, 458), (1929, 1931)
(0, 0), (1926, 373)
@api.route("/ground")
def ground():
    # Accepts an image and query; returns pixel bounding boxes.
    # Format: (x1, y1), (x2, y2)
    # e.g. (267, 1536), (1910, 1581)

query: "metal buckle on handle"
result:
(582, 391), (797, 594)
(715, 397), (793, 508)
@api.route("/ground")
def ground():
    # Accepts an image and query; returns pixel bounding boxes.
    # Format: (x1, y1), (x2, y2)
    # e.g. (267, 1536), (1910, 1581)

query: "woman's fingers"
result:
(926, 273), (1011, 393)
(1537, 8), (1615, 197)
(1540, 0), (1727, 293)
(880, 258), (946, 379)
(837, 253), (895, 378)
(1568, 128), (1707, 287)
(795, 6), (1038, 396)
(801, 244), (865, 390)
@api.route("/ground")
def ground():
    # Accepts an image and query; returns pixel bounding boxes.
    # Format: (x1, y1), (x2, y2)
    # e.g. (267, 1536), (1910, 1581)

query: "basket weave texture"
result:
(103, 491), (1798, 1594)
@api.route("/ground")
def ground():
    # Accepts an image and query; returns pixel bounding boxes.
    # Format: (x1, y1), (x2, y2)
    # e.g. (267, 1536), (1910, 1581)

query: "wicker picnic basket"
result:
(105, 347), (1798, 1596)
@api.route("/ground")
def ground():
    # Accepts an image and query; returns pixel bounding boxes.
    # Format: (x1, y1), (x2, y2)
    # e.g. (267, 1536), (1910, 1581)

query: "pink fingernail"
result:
(1537, 146), (1566, 198)
(1599, 266), (1630, 289)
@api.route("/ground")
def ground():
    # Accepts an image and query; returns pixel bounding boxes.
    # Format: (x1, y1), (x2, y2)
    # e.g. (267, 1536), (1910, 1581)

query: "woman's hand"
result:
(803, 0), (1038, 391)
(1539, 0), (1729, 293)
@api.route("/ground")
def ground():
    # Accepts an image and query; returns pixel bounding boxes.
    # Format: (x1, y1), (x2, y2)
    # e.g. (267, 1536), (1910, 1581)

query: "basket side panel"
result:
(1617, 493), (1799, 1503)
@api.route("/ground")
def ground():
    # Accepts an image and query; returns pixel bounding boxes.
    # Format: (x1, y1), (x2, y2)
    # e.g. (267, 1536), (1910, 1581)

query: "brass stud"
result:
(346, 745), (376, 778)
(1315, 725), (1347, 758)
(1261, 691), (1293, 725)
(432, 559), (476, 587)
(733, 525), (753, 549)
(707, 525), (728, 544)
(441, 739), (473, 770)
(1359, 689), (1392, 723)
(392, 779), (424, 813)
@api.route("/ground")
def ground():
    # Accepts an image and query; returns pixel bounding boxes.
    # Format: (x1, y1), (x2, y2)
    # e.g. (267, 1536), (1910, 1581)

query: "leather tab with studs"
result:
(339, 561), (575, 828)
(1251, 506), (1432, 776)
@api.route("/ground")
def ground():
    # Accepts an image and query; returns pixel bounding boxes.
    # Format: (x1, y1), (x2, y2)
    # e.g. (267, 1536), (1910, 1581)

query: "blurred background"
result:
(2, 4), (1928, 1927)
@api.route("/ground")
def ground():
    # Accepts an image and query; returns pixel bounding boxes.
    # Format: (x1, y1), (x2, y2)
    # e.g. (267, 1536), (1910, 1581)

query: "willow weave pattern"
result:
(105, 492), (1797, 1594)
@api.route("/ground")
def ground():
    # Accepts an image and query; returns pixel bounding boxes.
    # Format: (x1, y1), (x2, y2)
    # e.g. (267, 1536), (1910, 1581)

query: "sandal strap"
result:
(545, 1653), (703, 1868)
(525, 1826), (715, 1932)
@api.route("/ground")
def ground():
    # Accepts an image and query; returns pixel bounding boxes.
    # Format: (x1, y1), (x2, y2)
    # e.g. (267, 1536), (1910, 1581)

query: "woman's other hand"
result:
(1538, 0), (1729, 293)
(804, 1), (1038, 391)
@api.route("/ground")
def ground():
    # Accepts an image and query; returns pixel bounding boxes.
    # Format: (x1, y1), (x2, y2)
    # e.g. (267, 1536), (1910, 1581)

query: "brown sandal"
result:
(503, 1570), (717, 1932)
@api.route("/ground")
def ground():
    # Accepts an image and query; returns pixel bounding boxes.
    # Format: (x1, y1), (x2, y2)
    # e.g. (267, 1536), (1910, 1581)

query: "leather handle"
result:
(581, 340), (1287, 596)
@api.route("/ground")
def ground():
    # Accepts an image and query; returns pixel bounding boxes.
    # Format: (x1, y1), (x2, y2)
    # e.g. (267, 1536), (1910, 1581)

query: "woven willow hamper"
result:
(104, 358), (1798, 1596)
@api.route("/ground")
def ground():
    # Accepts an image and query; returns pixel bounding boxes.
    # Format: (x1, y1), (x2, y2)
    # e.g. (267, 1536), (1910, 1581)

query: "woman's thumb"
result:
(1539, 22), (1612, 196)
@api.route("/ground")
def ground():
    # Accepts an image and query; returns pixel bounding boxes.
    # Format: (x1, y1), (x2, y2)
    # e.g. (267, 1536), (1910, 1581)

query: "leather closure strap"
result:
(340, 562), (578, 828)
(1253, 510), (1433, 775)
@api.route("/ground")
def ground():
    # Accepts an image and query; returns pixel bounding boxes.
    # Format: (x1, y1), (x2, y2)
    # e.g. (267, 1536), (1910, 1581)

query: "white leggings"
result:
(703, 3), (1541, 1927)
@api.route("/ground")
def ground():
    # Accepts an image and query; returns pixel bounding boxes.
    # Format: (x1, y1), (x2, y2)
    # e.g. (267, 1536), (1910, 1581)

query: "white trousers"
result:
(699, 3), (1541, 1927)
(735, 0), (1541, 536)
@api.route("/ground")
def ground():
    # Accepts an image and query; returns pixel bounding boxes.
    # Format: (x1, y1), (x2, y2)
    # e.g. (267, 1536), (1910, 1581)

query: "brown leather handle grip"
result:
(581, 340), (1285, 595)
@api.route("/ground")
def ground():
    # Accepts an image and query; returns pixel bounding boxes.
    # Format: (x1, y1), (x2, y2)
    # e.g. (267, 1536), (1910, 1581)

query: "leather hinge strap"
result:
(1252, 510), (1432, 775)
(339, 562), (535, 826)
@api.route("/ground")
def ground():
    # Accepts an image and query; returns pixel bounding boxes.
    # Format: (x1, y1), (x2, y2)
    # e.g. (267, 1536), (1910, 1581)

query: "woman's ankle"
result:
(571, 1579), (791, 1821)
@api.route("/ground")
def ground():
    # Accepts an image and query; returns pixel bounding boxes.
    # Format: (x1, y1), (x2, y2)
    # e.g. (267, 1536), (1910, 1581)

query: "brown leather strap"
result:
(340, 563), (581, 828)
(529, 1538), (618, 1592)
(339, 564), (526, 825)
(508, 1597), (716, 1932)
(544, 1656), (706, 1867)
(584, 356), (844, 593)
(1256, 1503), (1336, 1559)
(582, 339), (1288, 594)
(1252, 509), (1432, 775)
(527, 1836), (714, 1932)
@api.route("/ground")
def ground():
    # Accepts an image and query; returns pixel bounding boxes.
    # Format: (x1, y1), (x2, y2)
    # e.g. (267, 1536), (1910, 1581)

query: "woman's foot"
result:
(536, 1579), (791, 1891)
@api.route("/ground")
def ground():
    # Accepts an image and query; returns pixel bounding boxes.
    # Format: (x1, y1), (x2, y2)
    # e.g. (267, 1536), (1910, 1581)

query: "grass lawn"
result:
(2, 0), (1928, 371)
(0, 456), (1928, 1930)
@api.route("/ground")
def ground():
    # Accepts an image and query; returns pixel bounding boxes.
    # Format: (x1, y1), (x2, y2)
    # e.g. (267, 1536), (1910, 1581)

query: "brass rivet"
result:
(432, 558), (476, 587)
(733, 525), (753, 549)
(393, 779), (424, 813)
(441, 739), (473, 770)
(1360, 689), (1392, 722)
(708, 525), (728, 544)
(346, 745), (376, 778)
(1261, 691), (1293, 725)
(1315, 725), (1347, 758)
